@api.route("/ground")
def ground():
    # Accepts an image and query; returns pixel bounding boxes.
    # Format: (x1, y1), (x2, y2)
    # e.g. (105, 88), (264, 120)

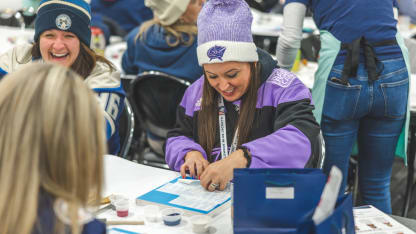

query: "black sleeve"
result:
(274, 98), (321, 167)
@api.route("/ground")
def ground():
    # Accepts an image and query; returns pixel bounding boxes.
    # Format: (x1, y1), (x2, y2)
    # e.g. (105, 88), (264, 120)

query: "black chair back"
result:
(130, 71), (191, 162)
(118, 99), (134, 159)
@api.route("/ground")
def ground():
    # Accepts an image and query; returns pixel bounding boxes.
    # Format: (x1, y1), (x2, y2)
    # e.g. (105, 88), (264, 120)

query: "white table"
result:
(251, 8), (317, 37)
(102, 155), (416, 233)
(104, 41), (126, 72)
(0, 3), (22, 11)
(397, 16), (416, 39)
(101, 155), (233, 234)
(0, 25), (34, 55)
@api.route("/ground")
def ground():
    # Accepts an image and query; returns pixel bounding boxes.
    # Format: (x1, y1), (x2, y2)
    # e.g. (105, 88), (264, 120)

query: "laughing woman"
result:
(0, 0), (125, 155)
(165, 0), (320, 192)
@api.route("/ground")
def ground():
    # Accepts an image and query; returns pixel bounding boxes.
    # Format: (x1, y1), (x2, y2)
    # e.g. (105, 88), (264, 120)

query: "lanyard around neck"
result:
(218, 96), (239, 159)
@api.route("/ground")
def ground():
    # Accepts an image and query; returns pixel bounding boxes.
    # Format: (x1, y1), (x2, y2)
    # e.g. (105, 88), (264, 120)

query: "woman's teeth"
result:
(51, 53), (68, 58)
(224, 88), (234, 93)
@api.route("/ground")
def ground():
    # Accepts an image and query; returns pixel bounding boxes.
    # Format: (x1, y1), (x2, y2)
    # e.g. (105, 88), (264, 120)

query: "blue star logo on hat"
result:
(207, 45), (226, 61)
(55, 14), (72, 30)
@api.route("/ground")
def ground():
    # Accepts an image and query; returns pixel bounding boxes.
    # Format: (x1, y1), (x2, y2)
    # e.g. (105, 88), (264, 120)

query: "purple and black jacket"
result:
(165, 49), (320, 171)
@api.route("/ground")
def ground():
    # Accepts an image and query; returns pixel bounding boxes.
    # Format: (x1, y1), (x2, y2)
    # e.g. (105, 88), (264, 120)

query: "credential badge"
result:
(56, 14), (71, 30)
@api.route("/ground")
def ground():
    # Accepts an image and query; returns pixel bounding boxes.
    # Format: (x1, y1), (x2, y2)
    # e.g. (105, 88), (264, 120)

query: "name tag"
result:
(266, 187), (294, 199)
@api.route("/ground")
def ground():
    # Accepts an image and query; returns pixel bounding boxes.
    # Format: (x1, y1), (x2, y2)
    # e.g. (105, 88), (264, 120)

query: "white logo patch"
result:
(195, 98), (202, 107)
(56, 14), (71, 30)
(267, 69), (297, 88)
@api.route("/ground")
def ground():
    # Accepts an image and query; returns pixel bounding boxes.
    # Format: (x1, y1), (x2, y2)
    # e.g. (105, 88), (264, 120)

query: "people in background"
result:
(166, 0), (320, 192)
(0, 0), (125, 155)
(0, 63), (106, 234)
(91, 0), (153, 36)
(276, 0), (411, 213)
(121, 0), (203, 82)
(397, 0), (416, 25)
(89, 0), (153, 53)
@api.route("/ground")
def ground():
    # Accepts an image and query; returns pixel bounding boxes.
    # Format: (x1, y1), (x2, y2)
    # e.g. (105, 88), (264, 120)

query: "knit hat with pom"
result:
(196, 0), (258, 66)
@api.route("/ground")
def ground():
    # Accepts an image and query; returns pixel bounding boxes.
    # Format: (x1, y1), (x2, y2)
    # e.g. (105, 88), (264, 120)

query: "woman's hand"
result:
(180, 150), (209, 179)
(200, 149), (248, 192)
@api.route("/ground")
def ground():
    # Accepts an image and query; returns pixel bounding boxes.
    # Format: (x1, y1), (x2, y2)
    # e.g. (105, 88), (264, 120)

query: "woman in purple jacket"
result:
(165, 0), (320, 192)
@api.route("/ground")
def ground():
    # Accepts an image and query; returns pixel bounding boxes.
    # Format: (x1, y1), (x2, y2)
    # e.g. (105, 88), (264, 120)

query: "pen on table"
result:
(178, 178), (200, 184)
(95, 203), (114, 216)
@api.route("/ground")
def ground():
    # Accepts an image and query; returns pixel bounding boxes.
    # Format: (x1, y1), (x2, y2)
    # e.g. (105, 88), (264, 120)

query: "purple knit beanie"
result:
(197, 0), (258, 66)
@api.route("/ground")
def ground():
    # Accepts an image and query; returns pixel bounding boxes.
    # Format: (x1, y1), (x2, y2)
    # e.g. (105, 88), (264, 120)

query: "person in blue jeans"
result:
(276, 0), (411, 213)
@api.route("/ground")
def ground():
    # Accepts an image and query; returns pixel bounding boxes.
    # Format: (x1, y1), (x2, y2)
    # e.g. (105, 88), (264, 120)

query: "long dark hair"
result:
(197, 62), (261, 160)
(31, 42), (115, 79)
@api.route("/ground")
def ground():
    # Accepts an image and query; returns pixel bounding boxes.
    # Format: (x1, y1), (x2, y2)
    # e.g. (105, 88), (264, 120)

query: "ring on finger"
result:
(209, 183), (219, 190)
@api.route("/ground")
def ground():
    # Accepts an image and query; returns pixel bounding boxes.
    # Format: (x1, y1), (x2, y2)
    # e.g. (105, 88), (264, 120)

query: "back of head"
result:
(0, 63), (106, 234)
(139, 0), (198, 47)
(144, 0), (191, 26)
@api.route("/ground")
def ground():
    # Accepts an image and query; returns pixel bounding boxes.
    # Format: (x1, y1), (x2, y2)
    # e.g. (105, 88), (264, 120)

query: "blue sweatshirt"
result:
(90, 0), (153, 33)
(122, 24), (203, 82)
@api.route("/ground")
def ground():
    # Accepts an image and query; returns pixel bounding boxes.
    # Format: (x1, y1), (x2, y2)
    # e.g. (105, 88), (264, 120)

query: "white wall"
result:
(0, 2), (23, 11)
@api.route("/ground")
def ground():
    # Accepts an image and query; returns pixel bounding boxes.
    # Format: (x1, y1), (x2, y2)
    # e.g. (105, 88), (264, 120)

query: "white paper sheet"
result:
(354, 206), (416, 234)
(156, 182), (230, 212)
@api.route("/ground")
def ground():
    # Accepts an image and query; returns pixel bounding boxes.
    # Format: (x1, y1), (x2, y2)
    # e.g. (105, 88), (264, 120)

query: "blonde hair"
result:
(136, 18), (197, 47)
(0, 63), (106, 234)
(136, 0), (199, 47)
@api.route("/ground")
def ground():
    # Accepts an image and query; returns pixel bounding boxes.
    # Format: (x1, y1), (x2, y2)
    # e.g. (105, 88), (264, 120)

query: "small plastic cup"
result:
(161, 208), (182, 226)
(190, 215), (212, 233)
(143, 205), (159, 222)
(114, 199), (129, 217)
(109, 194), (128, 206)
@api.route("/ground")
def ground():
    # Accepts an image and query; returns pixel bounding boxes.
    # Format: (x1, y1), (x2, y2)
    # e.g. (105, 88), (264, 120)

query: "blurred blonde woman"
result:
(0, 63), (106, 234)
(122, 0), (204, 82)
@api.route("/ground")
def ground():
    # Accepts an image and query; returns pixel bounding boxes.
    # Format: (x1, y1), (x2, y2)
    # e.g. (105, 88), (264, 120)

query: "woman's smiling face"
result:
(39, 29), (80, 67)
(204, 61), (251, 102)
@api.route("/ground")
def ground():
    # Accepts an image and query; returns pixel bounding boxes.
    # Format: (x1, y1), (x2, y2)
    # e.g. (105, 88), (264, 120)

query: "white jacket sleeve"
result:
(276, 2), (307, 70)
(0, 44), (33, 74)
